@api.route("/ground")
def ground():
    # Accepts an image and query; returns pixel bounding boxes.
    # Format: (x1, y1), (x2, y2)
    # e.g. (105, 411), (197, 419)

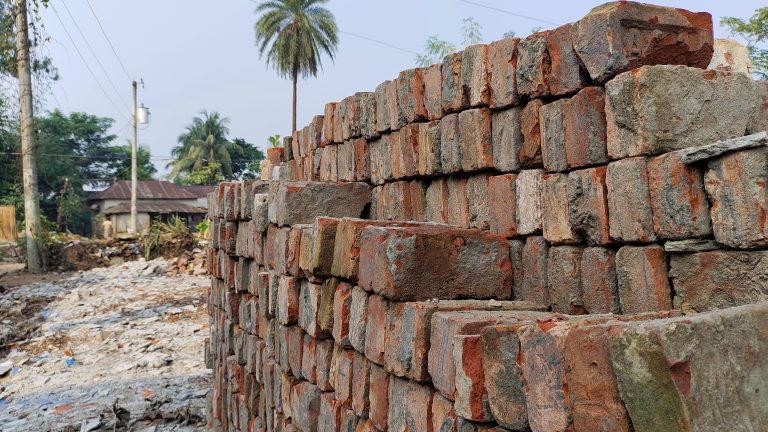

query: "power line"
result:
(59, 0), (129, 107)
(0, 151), (265, 163)
(50, 2), (129, 121)
(458, 0), (558, 26)
(84, 0), (133, 82)
(339, 30), (418, 55)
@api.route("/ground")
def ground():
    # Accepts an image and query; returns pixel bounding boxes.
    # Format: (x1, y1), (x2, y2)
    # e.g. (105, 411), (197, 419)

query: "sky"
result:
(37, 0), (763, 178)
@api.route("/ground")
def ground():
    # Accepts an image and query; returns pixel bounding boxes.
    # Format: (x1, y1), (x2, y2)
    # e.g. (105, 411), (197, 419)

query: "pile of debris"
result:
(49, 235), (142, 271)
(166, 247), (207, 277)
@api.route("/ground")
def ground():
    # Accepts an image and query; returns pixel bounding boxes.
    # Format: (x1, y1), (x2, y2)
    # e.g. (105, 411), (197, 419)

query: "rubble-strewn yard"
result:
(0, 259), (211, 431)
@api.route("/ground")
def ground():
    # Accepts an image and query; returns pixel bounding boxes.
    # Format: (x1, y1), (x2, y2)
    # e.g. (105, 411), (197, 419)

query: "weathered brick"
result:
(270, 181), (371, 226)
(487, 174), (517, 237)
(363, 294), (389, 365)
(446, 176), (470, 228)
(616, 245), (672, 313)
(519, 99), (543, 169)
(749, 80), (768, 134)
(332, 219), (384, 281)
(368, 364), (389, 430)
(481, 325), (528, 430)
(670, 250), (768, 312)
(337, 140), (356, 182)
(348, 287), (369, 353)
(368, 135), (392, 185)
(516, 32), (550, 98)
(488, 37), (519, 109)
(287, 325), (304, 378)
(573, 2), (714, 82)
(442, 52), (467, 113)
(381, 181), (413, 221)
(581, 247), (620, 314)
(358, 92), (377, 140)
(466, 174), (491, 230)
(352, 138), (370, 182)
(334, 98), (345, 143)
(704, 148), (768, 248)
(316, 339), (334, 392)
(388, 376), (435, 432)
(547, 246), (585, 314)
(425, 177), (449, 224)
(423, 63), (443, 120)
(397, 68), (427, 125)
(374, 81), (393, 134)
(277, 276), (301, 325)
(606, 66), (756, 159)
(567, 167), (612, 245)
(323, 102), (337, 145)
(432, 392), (458, 432)
(409, 180), (428, 222)
(563, 86), (608, 169)
(458, 108), (493, 172)
(319, 392), (342, 432)
(542, 173), (580, 244)
(417, 120), (442, 176)
(490, 107), (523, 172)
(358, 224), (511, 301)
(453, 335), (491, 421)
(519, 236), (549, 305)
(302, 334), (318, 384)
(647, 150), (711, 240)
(461, 44), (490, 107)
(606, 157), (657, 242)
(332, 281), (353, 347)
(545, 23), (590, 96)
(351, 351), (371, 417)
(440, 113), (462, 174)
(515, 169), (544, 235)
(509, 239), (524, 300)
(333, 347), (355, 406)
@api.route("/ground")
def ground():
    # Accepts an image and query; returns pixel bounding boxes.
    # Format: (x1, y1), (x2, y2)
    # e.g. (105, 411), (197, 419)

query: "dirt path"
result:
(0, 259), (211, 431)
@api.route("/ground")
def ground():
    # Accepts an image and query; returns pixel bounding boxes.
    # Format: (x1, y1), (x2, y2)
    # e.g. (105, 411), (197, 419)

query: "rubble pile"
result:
(206, 2), (768, 432)
(0, 259), (211, 431)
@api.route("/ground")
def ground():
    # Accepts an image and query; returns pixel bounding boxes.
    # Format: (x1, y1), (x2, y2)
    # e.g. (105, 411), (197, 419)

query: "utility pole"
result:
(15, 0), (44, 272)
(130, 80), (137, 234)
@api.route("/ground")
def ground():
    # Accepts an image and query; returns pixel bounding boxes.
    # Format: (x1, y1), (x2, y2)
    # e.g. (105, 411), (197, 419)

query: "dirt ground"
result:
(0, 259), (211, 431)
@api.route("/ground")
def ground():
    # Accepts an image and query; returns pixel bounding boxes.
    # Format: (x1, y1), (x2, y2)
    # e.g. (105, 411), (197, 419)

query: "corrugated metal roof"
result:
(181, 185), (216, 198)
(104, 201), (207, 215)
(89, 181), (198, 200)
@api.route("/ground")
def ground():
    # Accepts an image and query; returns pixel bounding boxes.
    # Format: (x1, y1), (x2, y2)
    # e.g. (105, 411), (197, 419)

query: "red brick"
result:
(332, 281), (353, 347)
(351, 351), (371, 417)
(458, 108), (493, 172)
(368, 364), (389, 430)
(519, 236), (549, 305)
(567, 167), (612, 245)
(487, 174), (517, 237)
(316, 339), (334, 392)
(542, 173), (580, 244)
(545, 23), (589, 96)
(481, 325), (528, 430)
(488, 37), (519, 109)
(491, 107), (523, 172)
(519, 99), (543, 169)
(388, 376), (435, 432)
(333, 347), (355, 406)
(363, 294), (389, 365)
(352, 138), (370, 182)
(446, 176), (470, 228)
(440, 113), (461, 174)
(581, 247), (619, 314)
(397, 68), (428, 125)
(358, 224), (512, 301)
(516, 32), (550, 98)
(547, 246), (585, 314)
(323, 102), (337, 145)
(616, 245), (672, 313)
(277, 276), (300, 325)
(442, 52), (466, 113)
(461, 44), (490, 107)
(606, 157), (656, 242)
(302, 334), (318, 384)
(331, 219), (386, 281)
(417, 120), (442, 176)
(563, 86), (608, 169)
(423, 63), (443, 120)
(306, 217), (340, 277)
(287, 325), (304, 379)
(398, 124), (420, 179)
(515, 169), (543, 235)
(425, 177), (449, 224)
(647, 150), (711, 240)
(453, 335), (491, 421)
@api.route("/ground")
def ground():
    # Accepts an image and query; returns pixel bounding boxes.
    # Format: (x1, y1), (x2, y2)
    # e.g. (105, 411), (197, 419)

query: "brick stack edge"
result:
(206, 2), (768, 432)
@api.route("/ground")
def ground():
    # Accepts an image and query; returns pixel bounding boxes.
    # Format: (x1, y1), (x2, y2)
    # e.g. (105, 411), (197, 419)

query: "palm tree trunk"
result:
(291, 72), (297, 134)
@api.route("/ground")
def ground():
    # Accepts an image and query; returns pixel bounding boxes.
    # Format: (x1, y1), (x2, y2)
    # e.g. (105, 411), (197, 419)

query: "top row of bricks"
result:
(315, 1), (714, 144)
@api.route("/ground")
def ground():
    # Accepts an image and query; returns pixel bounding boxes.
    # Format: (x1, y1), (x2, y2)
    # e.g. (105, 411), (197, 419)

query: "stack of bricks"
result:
(207, 2), (768, 431)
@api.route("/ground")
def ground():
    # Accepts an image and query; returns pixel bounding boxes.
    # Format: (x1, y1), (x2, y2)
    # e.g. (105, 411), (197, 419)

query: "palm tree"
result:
(169, 111), (242, 180)
(254, 0), (339, 133)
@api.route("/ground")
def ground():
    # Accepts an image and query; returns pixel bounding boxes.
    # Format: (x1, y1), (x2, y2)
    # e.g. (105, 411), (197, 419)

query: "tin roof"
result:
(89, 181), (198, 200)
(104, 201), (207, 215)
(180, 185), (217, 198)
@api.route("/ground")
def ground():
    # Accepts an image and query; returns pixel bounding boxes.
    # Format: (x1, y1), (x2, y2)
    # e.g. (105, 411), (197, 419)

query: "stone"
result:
(397, 68), (427, 125)
(481, 325), (528, 430)
(581, 247), (620, 314)
(269, 182), (371, 227)
(670, 250), (768, 312)
(606, 157), (657, 242)
(516, 32), (550, 98)
(466, 174), (491, 231)
(488, 37), (519, 109)
(678, 131), (768, 164)
(515, 169), (544, 235)
(461, 44), (490, 107)
(545, 23), (590, 96)
(487, 174), (517, 237)
(357, 224), (512, 301)
(708, 38), (752, 74)
(563, 86), (608, 169)
(440, 113), (462, 174)
(417, 120), (442, 176)
(704, 147), (768, 248)
(664, 239), (719, 254)
(442, 52), (467, 113)
(519, 236), (549, 305)
(542, 173), (580, 244)
(567, 167), (612, 245)
(423, 63), (443, 120)
(458, 108), (493, 172)
(388, 376), (434, 432)
(609, 302), (768, 431)
(605, 66), (757, 159)
(519, 99), (543, 169)
(539, 99), (568, 172)
(547, 246), (585, 314)
(647, 150), (712, 240)
(616, 245), (672, 313)
(491, 107), (523, 172)
(573, 2), (714, 82)
(749, 81), (768, 134)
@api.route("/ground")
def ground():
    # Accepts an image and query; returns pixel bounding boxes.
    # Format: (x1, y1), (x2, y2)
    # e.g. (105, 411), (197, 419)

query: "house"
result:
(88, 180), (208, 234)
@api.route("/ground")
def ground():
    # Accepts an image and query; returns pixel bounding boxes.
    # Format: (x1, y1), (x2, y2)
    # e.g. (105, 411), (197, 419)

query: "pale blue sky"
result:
(38, 1), (763, 176)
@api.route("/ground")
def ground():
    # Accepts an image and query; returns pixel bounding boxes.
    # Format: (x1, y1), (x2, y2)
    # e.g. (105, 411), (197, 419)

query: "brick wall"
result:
(206, 2), (768, 431)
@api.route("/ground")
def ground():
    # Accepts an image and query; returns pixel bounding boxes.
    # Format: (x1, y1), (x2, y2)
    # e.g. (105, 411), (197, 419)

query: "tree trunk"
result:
(291, 72), (297, 134)
(15, 0), (45, 273)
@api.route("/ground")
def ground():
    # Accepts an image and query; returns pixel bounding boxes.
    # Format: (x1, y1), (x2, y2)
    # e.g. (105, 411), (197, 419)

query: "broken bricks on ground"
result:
(205, 2), (768, 432)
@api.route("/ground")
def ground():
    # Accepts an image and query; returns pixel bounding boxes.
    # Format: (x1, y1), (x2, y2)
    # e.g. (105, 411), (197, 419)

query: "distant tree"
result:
(722, 8), (768, 79)
(174, 162), (224, 186)
(107, 141), (157, 182)
(530, 26), (544, 34)
(169, 111), (242, 181)
(503, 30), (516, 39)
(230, 137), (265, 180)
(254, 0), (339, 133)
(461, 17), (483, 46)
(415, 36), (456, 67)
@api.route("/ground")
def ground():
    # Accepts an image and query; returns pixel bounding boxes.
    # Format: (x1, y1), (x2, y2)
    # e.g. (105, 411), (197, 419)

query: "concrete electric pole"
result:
(130, 80), (138, 234)
(15, 0), (44, 272)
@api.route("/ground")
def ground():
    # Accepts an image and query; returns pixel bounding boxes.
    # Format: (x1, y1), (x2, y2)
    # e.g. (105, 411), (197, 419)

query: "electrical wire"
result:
(457, 0), (558, 26)
(84, 0), (133, 82)
(49, 2), (130, 121)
